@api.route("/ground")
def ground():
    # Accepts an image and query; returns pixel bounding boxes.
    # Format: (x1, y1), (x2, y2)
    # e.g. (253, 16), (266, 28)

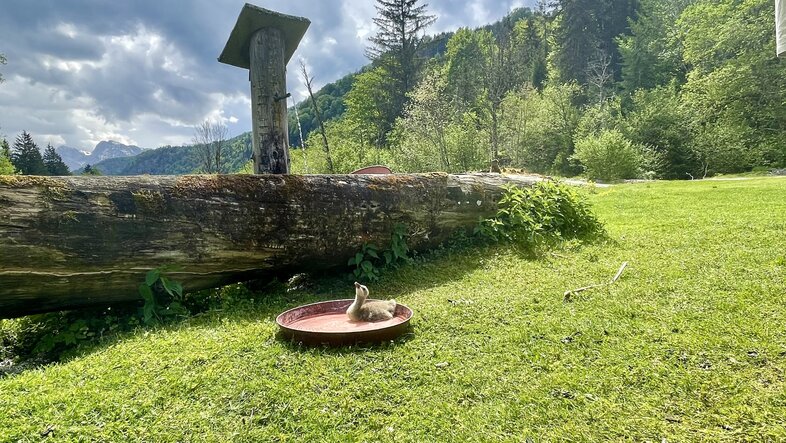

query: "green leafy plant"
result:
(348, 243), (382, 282)
(139, 267), (187, 325)
(348, 224), (412, 282)
(32, 319), (89, 354)
(476, 181), (604, 248)
(385, 223), (411, 267)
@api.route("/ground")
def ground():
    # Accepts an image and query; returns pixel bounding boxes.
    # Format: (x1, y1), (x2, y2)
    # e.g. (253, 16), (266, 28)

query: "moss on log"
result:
(0, 173), (541, 318)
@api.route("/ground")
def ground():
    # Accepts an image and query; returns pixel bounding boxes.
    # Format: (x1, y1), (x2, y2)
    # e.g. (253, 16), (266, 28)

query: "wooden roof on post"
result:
(217, 3), (310, 69)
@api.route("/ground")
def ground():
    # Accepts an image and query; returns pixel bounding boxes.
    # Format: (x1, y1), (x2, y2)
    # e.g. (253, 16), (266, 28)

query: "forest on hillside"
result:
(1, 0), (782, 180)
(292, 0), (786, 181)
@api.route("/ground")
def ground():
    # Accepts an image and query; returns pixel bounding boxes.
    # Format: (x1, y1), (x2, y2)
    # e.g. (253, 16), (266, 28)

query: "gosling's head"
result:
(354, 282), (369, 300)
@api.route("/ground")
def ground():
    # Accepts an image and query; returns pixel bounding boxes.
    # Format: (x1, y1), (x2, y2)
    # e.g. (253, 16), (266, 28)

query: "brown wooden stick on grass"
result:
(564, 262), (628, 302)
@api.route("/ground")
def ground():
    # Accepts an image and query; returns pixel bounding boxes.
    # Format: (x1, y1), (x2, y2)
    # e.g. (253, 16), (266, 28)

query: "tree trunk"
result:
(0, 173), (541, 318)
(250, 28), (290, 174)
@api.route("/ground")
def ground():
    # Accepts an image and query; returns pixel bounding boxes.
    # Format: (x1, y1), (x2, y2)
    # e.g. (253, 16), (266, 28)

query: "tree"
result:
(445, 28), (491, 114)
(11, 131), (46, 175)
(679, 0), (786, 171)
(0, 138), (14, 175)
(396, 66), (488, 173)
(512, 14), (548, 89)
(618, 0), (693, 92)
(300, 61), (334, 173)
(42, 144), (71, 176)
(551, 0), (637, 86)
(367, 0), (436, 129)
(484, 21), (524, 162)
(620, 85), (699, 178)
(82, 164), (102, 176)
(397, 67), (454, 171)
(192, 120), (228, 174)
(499, 82), (582, 174)
(0, 53), (5, 84)
(586, 50), (614, 104)
(343, 66), (394, 152)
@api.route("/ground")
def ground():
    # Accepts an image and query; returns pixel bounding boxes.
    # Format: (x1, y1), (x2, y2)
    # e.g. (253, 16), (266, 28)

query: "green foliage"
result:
(618, 0), (693, 92)
(395, 65), (490, 173)
(10, 131), (46, 175)
(348, 224), (412, 282)
(0, 139), (14, 175)
(1, 307), (139, 364)
(81, 164), (102, 176)
(499, 82), (582, 174)
(367, 0), (437, 125)
(551, 0), (637, 86)
(42, 144), (71, 176)
(295, 116), (395, 174)
(678, 0), (786, 172)
(138, 267), (187, 325)
(620, 85), (699, 179)
(347, 243), (383, 282)
(572, 130), (647, 181)
(343, 66), (394, 148)
(445, 28), (493, 114)
(477, 181), (604, 248)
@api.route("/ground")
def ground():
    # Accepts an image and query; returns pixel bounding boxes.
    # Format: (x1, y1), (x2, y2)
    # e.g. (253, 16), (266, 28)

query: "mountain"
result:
(90, 132), (252, 175)
(56, 141), (144, 171)
(55, 145), (91, 171)
(91, 141), (144, 163)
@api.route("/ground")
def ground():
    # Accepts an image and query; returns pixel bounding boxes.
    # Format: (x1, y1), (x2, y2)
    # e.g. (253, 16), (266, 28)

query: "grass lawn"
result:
(1, 177), (785, 442)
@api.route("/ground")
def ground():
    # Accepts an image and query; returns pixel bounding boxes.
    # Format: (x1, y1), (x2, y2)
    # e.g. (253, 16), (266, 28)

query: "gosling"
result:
(347, 282), (397, 322)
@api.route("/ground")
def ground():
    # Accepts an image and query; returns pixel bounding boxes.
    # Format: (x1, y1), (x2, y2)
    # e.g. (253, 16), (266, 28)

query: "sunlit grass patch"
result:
(1, 177), (785, 441)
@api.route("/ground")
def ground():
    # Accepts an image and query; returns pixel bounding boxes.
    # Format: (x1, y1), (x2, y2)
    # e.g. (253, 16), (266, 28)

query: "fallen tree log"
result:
(0, 173), (541, 318)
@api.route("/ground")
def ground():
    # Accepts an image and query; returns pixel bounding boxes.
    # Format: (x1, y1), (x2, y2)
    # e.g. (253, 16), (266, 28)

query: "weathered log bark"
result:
(250, 27), (290, 174)
(0, 173), (540, 318)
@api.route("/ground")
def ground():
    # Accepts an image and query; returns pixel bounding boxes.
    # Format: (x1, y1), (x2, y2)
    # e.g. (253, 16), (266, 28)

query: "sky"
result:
(0, 0), (533, 152)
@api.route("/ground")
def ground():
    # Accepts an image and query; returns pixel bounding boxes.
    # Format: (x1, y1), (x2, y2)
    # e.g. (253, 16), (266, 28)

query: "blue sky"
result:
(0, 0), (533, 151)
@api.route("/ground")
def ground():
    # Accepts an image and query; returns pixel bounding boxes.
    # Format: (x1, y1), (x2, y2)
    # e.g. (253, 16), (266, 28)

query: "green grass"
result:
(2, 178), (786, 441)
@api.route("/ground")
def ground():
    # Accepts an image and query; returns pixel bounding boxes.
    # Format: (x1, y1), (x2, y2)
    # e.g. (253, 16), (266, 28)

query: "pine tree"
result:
(82, 164), (102, 176)
(0, 53), (6, 84)
(0, 138), (14, 175)
(11, 131), (46, 175)
(366, 0), (436, 132)
(1, 138), (10, 160)
(42, 143), (71, 176)
(551, 0), (637, 86)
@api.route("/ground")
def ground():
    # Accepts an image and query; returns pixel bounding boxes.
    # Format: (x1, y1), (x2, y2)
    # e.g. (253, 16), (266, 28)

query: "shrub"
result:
(572, 130), (645, 181)
(477, 181), (604, 247)
(621, 86), (701, 179)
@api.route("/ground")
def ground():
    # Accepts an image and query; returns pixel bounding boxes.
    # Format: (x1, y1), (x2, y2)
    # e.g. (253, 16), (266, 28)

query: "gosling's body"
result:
(347, 282), (397, 322)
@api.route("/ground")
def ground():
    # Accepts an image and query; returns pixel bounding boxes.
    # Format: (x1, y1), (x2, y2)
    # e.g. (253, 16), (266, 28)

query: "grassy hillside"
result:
(92, 133), (252, 175)
(2, 177), (785, 441)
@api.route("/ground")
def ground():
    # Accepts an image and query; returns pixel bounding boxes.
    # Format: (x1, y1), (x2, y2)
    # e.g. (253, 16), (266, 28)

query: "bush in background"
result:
(572, 130), (647, 181)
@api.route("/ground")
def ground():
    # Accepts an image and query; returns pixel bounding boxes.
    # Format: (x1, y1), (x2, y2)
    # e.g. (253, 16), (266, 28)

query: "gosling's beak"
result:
(354, 282), (360, 288)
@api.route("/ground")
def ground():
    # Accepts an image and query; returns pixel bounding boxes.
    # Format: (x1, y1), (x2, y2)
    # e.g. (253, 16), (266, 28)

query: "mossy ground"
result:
(1, 178), (785, 442)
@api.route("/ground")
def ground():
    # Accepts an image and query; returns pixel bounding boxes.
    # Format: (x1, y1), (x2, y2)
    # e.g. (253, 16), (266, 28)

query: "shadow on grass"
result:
(1, 235), (607, 374)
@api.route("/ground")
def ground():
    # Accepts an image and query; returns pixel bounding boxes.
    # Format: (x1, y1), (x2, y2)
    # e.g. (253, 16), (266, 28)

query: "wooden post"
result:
(218, 4), (310, 174)
(250, 28), (290, 174)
